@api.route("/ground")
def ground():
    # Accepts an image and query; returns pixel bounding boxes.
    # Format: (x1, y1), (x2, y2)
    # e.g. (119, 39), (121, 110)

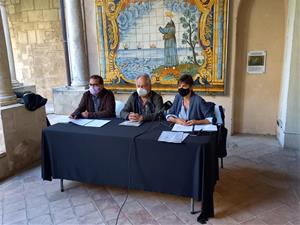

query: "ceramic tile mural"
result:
(96, 0), (228, 93)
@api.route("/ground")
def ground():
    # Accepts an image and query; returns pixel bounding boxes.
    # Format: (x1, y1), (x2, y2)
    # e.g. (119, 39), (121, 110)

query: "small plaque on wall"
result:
(247, 51), (266, 74)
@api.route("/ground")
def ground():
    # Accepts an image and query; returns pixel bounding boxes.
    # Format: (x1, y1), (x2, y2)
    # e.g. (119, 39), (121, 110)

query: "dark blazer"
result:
(167, 92), (214, 120)
(72, 88), (116, 119)
(120, 91), (163, 121)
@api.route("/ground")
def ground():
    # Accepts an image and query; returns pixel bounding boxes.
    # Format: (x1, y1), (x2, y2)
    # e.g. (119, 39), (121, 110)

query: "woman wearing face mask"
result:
(120, 74), (163, 122)
(166, 74), (214, 126)
(70, 75), (116, 119)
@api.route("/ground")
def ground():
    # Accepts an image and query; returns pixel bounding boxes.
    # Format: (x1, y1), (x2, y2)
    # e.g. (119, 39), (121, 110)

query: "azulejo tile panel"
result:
(96, 0), (228, 93)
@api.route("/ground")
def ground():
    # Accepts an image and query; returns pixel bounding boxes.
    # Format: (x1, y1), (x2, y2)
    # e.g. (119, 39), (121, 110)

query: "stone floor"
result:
(0, 134), (299, 225)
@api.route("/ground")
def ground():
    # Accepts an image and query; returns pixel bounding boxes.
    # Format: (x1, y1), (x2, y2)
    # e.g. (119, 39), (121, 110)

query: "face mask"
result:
(89, 86), (101, 96)
(137, 88), (148, 97)
(178, 88), (190, 97)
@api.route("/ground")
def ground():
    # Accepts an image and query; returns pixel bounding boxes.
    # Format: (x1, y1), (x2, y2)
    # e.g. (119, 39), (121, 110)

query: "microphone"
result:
(158, 101), (173, 121)
(162, 101), (173, 111)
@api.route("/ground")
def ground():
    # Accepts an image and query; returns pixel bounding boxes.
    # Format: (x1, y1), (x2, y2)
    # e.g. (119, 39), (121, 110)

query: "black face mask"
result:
(178, 88), (190, 97)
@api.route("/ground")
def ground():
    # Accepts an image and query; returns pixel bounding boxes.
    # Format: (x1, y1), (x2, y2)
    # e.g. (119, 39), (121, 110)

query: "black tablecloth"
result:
(41, 118), (218, 222)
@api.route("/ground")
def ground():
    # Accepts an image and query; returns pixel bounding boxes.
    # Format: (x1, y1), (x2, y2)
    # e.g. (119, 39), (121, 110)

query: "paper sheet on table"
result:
(84, 119), (110, 127)
(171, 124), (193, 132)
(158, 131), (189, 143)
(119, 121), (143, 127)
(69, 119), (93, 126)
(172, 123), (218, 132)
(50, 115), (70, 124)
(194, 124), (218, 132)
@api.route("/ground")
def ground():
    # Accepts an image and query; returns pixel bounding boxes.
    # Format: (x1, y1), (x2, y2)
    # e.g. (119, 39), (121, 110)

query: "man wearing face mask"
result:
(70, 75), (116, 119)
(166, 74), (214, 126)
(120, 74), (163, 122)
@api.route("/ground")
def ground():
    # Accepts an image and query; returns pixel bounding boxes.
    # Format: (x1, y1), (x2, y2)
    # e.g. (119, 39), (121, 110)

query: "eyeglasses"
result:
(89, 83), (99, 87)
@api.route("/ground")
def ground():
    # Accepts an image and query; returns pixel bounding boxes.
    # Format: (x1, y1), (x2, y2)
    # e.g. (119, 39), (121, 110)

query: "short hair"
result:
(136, 74), (151, 85)
(178, 74), (194, 86)
(90, 75), (103, 85)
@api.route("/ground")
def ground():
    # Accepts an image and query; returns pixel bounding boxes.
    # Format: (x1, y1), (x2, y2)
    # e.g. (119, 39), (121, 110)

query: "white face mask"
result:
(137, 88), (148, 97)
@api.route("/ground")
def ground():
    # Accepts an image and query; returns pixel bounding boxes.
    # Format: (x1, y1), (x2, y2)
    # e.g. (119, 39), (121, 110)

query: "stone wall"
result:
(5, 0), (66, 101)
(0, 104), (47, 180)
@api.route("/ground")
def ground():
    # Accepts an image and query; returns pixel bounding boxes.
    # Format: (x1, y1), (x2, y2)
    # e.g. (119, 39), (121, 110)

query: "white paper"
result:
(172, 123), (218, 132)
(119, 121), (142, 127)
(171, 124), (193, 132)
(48, 115), (70, 124)
(69, 119), (110, 127)
(69, 119), (93, 126)
(158, 131), (189, 143)
(84, 119), (110, 127)
(194, 124), (218, 132)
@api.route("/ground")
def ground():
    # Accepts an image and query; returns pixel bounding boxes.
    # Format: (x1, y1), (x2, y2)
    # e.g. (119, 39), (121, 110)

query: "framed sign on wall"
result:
(95, 0), (229, 94)
(247, 51), (267, 74)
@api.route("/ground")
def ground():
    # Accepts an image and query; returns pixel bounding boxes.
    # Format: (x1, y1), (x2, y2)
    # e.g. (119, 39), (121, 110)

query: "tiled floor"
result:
(0, 135), (299, 225)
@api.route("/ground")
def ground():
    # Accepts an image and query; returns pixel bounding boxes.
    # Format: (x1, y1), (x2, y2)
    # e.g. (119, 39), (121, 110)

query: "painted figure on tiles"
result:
(159, 11), (179, 69)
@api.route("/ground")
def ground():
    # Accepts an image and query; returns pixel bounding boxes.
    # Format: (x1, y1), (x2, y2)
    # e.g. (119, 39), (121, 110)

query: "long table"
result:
(41, 119), (219, 223)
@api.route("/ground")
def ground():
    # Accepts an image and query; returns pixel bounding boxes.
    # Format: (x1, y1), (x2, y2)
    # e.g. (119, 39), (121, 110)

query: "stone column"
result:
(64, 0), (89, 87)
(0, 0), (21, 87)
(0, 9), (16, 106)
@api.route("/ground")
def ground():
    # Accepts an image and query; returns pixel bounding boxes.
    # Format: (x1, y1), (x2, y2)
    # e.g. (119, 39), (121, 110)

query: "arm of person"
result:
(70, 92), (87, 119)
(159, 26), (170, 34)
(167, 116), (188, 126)
(186, 118), (211, 126)
(200, 99), (215, 124)
(87, 91), (116, 119)
(186, 99), (214, 125)
(120, 94), (134, 120)
(165, 94), (180, 122)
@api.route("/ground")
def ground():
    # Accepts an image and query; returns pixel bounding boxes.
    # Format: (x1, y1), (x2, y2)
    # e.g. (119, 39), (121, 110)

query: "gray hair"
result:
(135, 74), (151, 85)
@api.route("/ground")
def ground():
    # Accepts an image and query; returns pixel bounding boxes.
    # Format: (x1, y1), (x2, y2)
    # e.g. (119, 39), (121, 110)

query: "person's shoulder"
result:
(126, 91), (136, 98)
(192, 92), (206, 103)
(151, 90), (162, 99)
(173, 93), (181, 101)
(82, 90), (90, 97)
(126, 91), (137, 102)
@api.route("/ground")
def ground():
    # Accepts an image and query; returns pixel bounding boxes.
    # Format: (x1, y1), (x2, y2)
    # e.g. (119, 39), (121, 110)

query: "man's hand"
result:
(128, 113), (143, 122)
(186, 120), (198, 126)
(81, 110), (89, 118)
(69, 114), (77, 119)
(175, 118), (188, 126)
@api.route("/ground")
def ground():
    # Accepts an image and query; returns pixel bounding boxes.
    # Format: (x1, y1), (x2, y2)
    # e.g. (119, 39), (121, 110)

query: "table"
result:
(41, 119), (219, 223)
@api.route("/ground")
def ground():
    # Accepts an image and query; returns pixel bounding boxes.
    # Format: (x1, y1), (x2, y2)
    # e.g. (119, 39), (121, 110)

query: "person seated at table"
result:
(166, 74), (214, 126)
(70, 75), (115, 119)
(120, 74), (163, 122)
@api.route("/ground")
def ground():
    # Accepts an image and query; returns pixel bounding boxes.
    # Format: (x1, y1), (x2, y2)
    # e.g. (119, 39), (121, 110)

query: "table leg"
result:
(190, 198), (201, 214)
(190, 198), (195, 214)
(60, 179), (64, 192)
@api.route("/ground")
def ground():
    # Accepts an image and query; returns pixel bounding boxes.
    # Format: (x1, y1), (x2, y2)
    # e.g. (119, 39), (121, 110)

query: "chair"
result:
(214, 105), (227, 168)
(115, 100), (125, 118)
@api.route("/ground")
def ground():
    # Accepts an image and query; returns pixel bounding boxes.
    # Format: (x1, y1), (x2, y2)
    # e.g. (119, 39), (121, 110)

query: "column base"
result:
(11, 80), (23, 88)
(0, 95), (17, 106)
(53, 86), (87, 115)
(0, 104), (47, 179)
(13, 84), (36, 93)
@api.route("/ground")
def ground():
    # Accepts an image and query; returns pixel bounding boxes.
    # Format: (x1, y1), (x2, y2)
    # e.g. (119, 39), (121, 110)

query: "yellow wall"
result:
(233, 0), (286, 135)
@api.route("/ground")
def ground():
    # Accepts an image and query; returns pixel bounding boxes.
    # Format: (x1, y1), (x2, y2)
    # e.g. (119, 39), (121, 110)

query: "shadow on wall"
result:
(233, 0), (255, 134)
